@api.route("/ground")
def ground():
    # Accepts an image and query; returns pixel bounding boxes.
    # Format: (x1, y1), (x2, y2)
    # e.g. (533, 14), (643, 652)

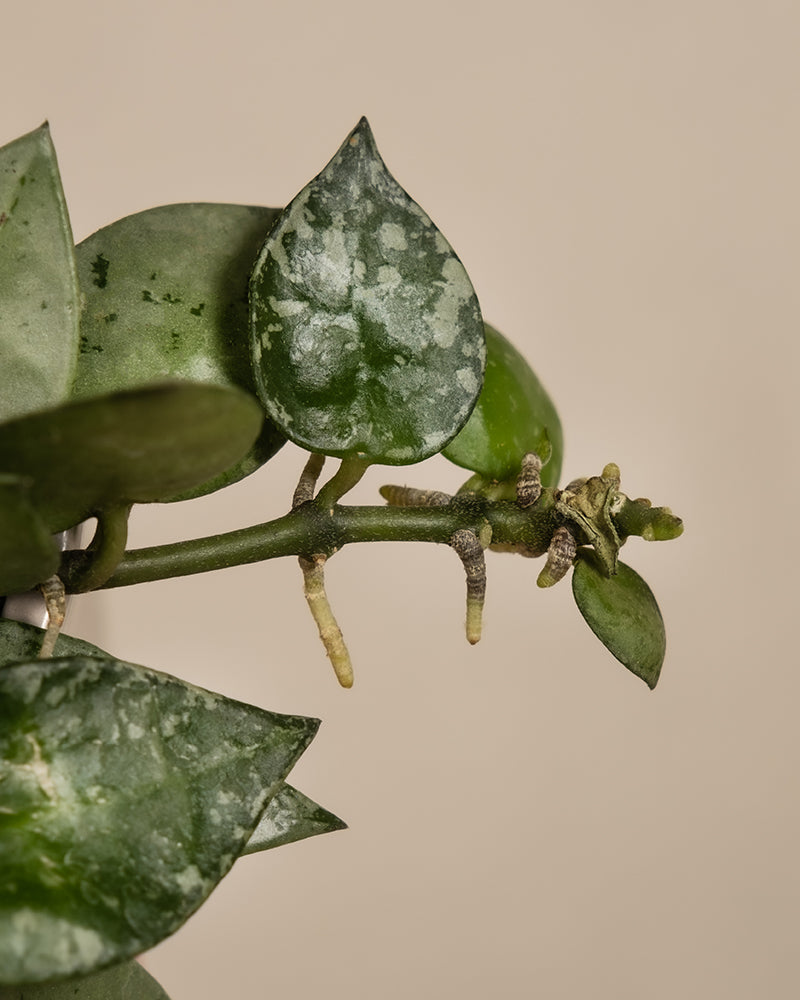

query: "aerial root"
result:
(450, 528), (488, 645)
(38, 575), (66, 659)
(298, 554), (354, 688)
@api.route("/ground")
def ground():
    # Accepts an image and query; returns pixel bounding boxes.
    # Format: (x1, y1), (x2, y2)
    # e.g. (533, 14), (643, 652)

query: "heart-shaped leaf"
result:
(0, 381), (263, 532)
(0, 652), (320, 984)
(0, 124), (79, 422)
(443, 323), (563, 487)
(0, 959), (171, 999)
(249, 117), (485, 464)
(241, 782), (347, 856)
(0, 477), (60, 595)
(73, 203), (286, 499)
(571, 549), (666, 688)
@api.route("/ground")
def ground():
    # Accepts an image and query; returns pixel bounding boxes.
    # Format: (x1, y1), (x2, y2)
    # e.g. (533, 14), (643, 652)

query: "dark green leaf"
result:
(0, 478), (60, 595)
(241, 782), (347, 856)
(443, 323), (563, 487)
(571, 549), (666, 688)
(249, 117), (485, 464)
(0, 620), (108, 665)
(0, 381), (263, 531)
(0, 959), (171, 999)
(73, 203), (286, 499)
(0, 124), (79, 422)
(0, 653), (320, 983)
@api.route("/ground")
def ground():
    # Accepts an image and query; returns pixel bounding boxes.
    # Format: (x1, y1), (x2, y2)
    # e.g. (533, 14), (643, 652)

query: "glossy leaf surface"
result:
(572, 549), (666, 688)
(443, 323), (563, 487)
(0, 653), (319, 983)
(73, 203), (286, 498)
(0, 960), (170, 999)
(0, 478), (60, 595)
(0, 381), (262, 531)
(250, 118), (485, 464)
(0, 124), (79, 422)
(241, 782), (347, 856)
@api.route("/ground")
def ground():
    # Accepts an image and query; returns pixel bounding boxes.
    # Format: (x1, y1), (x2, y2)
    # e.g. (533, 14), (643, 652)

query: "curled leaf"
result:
(249, 117), (485, 464)
(0, 381), (263, 532)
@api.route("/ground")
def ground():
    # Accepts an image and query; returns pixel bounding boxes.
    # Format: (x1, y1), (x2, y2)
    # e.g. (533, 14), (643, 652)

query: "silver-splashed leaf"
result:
(0, 652), (319, 984)
(249, 118), (485, 464)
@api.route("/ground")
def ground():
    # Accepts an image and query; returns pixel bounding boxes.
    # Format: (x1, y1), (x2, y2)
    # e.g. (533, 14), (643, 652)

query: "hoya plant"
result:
(0, 118), (682, 997)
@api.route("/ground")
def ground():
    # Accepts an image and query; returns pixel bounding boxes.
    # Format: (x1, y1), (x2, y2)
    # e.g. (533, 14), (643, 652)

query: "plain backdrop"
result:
(3, 2), (798, 997)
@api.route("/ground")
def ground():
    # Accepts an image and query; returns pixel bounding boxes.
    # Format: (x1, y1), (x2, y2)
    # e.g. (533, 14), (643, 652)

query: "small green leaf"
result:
(571, 549), (666, 688)
(0, 124), (79, 422)
(249, 117), (485, 464)
(0, 960), (171, 999)
(0, 478), (60, 595)
(0, 653), (320, 983)
(443, 323), (563, 487)
(73, 203), (286, 498)
(241, 782), (347, 856)
(0, 381), (263, 531)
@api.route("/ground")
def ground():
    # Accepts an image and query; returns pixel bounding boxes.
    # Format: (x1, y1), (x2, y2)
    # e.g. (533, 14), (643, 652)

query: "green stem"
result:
(62, 495), (557, 592)
(57, 486), (682, 594)
(62, 504), (132, 593)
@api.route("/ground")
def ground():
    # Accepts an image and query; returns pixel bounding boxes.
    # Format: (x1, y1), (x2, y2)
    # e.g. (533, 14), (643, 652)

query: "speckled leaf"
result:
(249, 117), (485, 464)
(73, 204), (285, 499)
(0, 381), (263, 532)
(0, 124), (79, 422)
(241, 782), (347, 856)
(0, 620), (108, 664)
(0, 959), (171, 999)
(0, 478), (60, 595)
(0, 654), (320, 984)
(572, 549), (666, 689)
(443, 323), (563, 487)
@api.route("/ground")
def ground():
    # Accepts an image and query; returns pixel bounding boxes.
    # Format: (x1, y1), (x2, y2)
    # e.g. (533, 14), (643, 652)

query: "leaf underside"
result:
(0, 381), (263, 532)
(0, 959), (171, 999)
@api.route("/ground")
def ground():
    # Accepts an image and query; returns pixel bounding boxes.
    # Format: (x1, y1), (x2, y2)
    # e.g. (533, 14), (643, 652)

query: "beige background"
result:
(4, 1), (798, 997)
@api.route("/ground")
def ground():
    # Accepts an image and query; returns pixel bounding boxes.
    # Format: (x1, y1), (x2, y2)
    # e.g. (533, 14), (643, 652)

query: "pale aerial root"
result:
(292, 454), (353, 688)
(450, 528), (489, 645)
(38, 575), (66, 659)
(379, 484), (452, 507)
(536, 526), (578, 588)
(298, 554), (354, 688)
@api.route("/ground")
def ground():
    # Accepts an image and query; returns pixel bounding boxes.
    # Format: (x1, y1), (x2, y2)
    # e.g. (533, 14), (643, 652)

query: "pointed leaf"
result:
(0, 478), (60, 595)
(0, 960), (171, 999)
(571, 549), (666, 688)
(241, 782), (347, 856)
(0, 124), (79, 421)
(443, 323), (563, 487)
(0, 653), (320, 983)
(0, 381), (263, 531)
(73, 203), (285, 498)
(250, 117), (485, 464)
